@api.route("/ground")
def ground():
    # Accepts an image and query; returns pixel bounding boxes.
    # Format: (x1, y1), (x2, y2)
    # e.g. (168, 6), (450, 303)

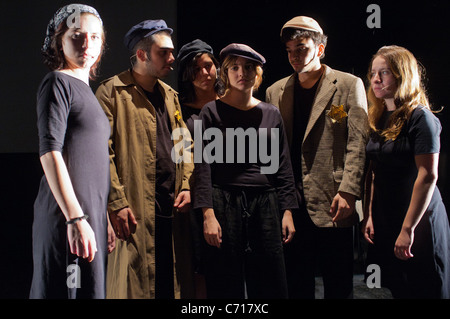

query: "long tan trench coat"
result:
(96, 70), (195, 299)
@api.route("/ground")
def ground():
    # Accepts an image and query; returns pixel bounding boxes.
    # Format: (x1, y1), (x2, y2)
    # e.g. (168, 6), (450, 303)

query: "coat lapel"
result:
(304, 65), (337, 141)
(279, 74), (296, 147)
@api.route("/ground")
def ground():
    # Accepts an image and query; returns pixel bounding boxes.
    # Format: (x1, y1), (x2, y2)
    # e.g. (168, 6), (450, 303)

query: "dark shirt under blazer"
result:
(266, 65), (369, 227)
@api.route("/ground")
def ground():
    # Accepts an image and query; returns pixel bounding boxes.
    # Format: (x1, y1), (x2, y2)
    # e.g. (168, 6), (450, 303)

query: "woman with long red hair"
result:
(363, 45), (450, 299)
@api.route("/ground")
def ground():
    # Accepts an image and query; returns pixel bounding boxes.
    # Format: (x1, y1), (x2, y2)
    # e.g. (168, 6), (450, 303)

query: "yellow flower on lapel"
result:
(174, 110), (182, 123)
(327, 104), (348, 123)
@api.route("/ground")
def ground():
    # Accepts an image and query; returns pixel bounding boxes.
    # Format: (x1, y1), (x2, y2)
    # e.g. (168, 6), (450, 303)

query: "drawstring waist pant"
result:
(203, 185), (288, 299)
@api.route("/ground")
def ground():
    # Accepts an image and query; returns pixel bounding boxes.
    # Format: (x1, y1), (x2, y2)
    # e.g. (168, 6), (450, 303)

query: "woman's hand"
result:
(203, 208), (222, 248)
(174, 190), (191, 213)
(394, 153), (439, 261)
(67, 219), (97, 262)
(40, 151), (99, 262)
(362, 215), (375, 244)
(282, 210), (295, 244)
(394, 227), (414, 260)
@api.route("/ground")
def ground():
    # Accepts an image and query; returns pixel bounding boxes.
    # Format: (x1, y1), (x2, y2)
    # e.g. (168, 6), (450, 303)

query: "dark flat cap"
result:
(219, 43), (266, 65)
(177, 39), (213, 65)
(124, 19), (173, 51)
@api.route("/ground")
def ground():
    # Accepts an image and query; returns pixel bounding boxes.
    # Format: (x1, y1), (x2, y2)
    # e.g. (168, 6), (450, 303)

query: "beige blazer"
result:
(266, 65), (368, 227)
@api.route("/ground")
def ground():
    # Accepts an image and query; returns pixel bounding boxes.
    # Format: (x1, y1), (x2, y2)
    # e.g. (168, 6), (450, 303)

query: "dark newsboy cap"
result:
(177, 39), (213, 66)
(124, 19), (173, 51)
(219, 43), (266, 65)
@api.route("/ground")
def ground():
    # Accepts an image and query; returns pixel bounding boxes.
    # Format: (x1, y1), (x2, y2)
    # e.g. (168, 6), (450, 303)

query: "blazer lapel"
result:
(304, 65), (337, 142)
(279, 74), (296, 147)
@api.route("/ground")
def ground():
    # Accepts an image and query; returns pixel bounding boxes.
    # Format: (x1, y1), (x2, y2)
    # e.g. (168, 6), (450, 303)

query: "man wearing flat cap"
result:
(266, 16), (368, 299)
(96, 19), (195, 299)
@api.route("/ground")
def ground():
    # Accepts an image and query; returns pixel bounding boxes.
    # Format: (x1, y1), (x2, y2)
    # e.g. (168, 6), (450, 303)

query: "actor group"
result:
(29, 4), (450, 300)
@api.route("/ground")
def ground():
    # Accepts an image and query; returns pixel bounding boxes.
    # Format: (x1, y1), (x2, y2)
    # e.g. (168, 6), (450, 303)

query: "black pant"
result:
(155, 214), (174, 299)
(204, 186), (288, 299)
(284, 207), (354, 299)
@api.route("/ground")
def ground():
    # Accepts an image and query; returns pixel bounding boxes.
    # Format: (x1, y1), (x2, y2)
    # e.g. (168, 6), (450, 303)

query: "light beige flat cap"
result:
(280, 16), (323, 36)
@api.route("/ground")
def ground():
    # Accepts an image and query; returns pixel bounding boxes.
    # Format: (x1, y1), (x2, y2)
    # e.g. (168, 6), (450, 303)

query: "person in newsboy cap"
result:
(266, 16), (369, 299)
(177, 39), (223, 107)
(177, 39), (213, 73)
(177, 39), (224, 127)
(192, 41), (297, 298)
(123, 19), (173, 52)
(95, 20), (195, 299)
(219, 43), (266, 65)
(123, 19), (174, 69)
(218, 43), (266, 94)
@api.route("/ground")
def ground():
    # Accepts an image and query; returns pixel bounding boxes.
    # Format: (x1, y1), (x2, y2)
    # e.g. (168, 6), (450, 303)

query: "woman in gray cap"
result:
(193, 43), (297, 298)
(30, 4), (111, 299)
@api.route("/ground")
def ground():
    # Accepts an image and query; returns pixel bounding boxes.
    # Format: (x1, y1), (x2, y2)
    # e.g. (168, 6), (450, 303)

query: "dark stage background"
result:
(1, 0), (449, 298)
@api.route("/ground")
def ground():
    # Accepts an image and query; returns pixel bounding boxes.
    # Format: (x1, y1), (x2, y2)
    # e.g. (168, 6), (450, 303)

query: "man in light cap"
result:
(266, 16), (368, 299)
(96, 19), (195, 299)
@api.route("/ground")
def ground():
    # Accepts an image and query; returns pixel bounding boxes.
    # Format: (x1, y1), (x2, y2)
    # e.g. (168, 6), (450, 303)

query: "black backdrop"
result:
(177, 0), (450, 207)
(1, 0), (449, 299)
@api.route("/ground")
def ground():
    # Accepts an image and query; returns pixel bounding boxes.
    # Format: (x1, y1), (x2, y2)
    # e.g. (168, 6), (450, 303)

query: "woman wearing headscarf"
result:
(363, 45), (450, 299)
(193, 43), (297, 299)
(30, 4), (111, 299)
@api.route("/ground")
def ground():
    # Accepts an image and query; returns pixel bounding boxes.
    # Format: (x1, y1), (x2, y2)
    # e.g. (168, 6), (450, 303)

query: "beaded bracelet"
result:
(65, 215), (89, 225)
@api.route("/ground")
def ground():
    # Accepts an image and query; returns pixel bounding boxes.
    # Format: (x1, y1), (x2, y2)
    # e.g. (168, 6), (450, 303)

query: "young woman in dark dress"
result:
(193, 43), (297, 298)
(177, 39), (224, 298)
(363, 45), (450, 299)
(30, 4), (112, 299)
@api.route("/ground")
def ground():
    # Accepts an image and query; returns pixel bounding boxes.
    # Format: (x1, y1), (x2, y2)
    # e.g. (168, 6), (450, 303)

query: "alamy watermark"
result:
(366, 4), (381, 29)
(171, 120), (280, 174)
(66, 4), (82, 29)
(66, 264), (81, 289)
(366, 264), (381, 289)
